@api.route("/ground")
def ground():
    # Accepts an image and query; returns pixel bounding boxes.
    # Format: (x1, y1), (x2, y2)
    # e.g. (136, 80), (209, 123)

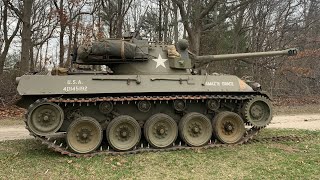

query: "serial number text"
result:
(63, 86), (88, 92)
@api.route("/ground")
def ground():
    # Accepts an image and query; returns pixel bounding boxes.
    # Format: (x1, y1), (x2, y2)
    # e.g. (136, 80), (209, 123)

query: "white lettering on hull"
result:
(205, 82), (234, 86)
(64, 80), (87, 92)
(67, 80), (83, 85)
(63, 86), (88, 92)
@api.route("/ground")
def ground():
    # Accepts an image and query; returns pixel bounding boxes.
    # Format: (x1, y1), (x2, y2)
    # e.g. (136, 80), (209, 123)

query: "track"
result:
(33, 130), (305, 158)
(24, 94), (301, 157)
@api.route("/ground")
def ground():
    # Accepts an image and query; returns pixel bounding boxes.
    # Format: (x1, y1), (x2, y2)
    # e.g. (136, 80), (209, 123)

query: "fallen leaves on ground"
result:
(273, 96), (320, 106)
(0, 106), (26, 118)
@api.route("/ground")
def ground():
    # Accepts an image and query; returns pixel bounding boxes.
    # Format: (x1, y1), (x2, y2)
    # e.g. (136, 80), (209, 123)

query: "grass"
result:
(0, 129), (319, 179)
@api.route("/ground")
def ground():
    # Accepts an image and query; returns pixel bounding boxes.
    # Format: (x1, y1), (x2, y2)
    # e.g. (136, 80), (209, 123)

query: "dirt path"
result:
(1, 114), (320, 141)
(0, 125), (33, 141)
(268, 114), (320, 130)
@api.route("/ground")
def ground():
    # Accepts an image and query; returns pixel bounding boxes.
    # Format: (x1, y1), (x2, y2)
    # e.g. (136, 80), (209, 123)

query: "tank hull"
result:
(17, 74), (253, 96)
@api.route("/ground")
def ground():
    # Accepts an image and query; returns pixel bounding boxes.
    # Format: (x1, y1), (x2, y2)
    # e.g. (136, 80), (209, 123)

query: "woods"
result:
(1, 0), (320, 104)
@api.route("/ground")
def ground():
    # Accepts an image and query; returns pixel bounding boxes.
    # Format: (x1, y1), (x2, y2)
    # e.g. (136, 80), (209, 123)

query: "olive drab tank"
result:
(16, 34), (298, 156)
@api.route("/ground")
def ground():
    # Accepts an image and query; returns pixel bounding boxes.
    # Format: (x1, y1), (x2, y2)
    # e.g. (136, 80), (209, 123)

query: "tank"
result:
(16, 35), (298, 156)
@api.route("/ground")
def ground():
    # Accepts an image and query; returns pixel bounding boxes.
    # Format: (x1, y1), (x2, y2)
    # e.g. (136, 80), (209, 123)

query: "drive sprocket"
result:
(243, 96), (273, 127)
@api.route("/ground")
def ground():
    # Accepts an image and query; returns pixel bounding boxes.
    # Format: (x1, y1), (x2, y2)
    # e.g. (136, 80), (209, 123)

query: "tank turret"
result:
(73, 38), (298, 75)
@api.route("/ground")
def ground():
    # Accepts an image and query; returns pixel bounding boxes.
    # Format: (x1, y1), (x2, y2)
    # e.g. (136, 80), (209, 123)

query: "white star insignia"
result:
(152, 54), (168, 68)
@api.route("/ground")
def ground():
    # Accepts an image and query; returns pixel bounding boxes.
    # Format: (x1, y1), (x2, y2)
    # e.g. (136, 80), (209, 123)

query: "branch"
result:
(172, 0), (192, 37)
(7, 0), (23, 20)
(2, 1), (21, 43)
(203, 0), (253, 31)
(199, 0), (219, 19)
(122, 0), (134, 18)
(53, 0), (60, 11)
(33, 23), (57, 46)
(66, 2), (100, 25)
(8, 18), (21, 43)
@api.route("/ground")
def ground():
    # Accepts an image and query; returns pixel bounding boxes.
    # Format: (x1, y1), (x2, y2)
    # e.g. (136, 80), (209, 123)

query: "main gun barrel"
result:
(194, 48), (298, 62)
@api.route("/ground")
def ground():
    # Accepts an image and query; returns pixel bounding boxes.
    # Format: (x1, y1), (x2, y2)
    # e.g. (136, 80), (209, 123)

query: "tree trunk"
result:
(163, 1), (169, 43)
(65, 24), (73, 67)
(20, 0), (33, 75)
(59, 27), (66, 67)
(29, 43), (34, 72)
(116, 0), (123, 38)
(173, 3), (179, 44)
(190, 25), (201, 55)
(43, 41), (49, 71)
(0, 53), (8, 74)
(38, 47), (42, 71)
(116, 18), (123, 38)
(0, 43), (11, 74)
(74, 17), (80, 45)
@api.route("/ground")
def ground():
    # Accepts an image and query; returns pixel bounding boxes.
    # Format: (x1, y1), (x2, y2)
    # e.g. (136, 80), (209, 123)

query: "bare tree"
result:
(173, 0), (253, 54)
(0, 0), (21, 74)
(53, 0), (98, 67)
(30, 1), (58, 71)
(101, 0), (134, 38)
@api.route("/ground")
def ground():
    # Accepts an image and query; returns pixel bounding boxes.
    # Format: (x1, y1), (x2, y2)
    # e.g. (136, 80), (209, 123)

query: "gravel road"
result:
(1, 114), (320, 141)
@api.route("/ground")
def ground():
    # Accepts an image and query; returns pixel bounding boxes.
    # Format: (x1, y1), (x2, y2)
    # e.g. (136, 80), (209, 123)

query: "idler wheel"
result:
(27, 101), (64, 136)
(66, 117), (102, 154)
(243, 96), (273, 127)
(212, 111), (245, 144)
(179, 112), (212, 147)
(107, 115), (141, 151)
(144, 113), (178, 148)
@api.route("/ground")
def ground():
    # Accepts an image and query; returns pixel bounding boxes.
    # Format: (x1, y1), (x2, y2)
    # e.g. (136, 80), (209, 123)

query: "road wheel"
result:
(144, 113), (178, 148)
(107, 115), (141, 151)
(212, 111), (245, 144)
(66, 116), (102, 154)
(179, 112), (212, 147)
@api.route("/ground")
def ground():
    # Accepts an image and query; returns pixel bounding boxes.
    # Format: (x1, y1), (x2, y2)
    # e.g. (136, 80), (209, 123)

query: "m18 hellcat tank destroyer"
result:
(16, 34), (298, 156)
